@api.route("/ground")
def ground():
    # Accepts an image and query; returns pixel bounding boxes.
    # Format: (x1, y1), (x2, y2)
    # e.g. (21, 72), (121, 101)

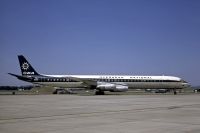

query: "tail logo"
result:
(22, 62), (29, 70)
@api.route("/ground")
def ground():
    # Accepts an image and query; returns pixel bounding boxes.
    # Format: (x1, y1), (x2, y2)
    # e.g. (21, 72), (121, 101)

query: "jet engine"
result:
(97, 84), (128, 92)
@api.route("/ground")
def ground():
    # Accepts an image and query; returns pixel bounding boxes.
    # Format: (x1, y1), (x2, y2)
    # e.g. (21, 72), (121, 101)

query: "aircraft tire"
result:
(173, 89), (177, 95)
(95, 90), (105, 95)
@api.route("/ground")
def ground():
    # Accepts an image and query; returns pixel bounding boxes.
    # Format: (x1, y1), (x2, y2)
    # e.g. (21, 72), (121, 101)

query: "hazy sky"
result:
(0, 0), (200, 86)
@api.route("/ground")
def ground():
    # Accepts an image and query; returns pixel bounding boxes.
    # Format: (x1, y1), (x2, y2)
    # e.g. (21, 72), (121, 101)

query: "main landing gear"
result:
(95, 90), (105, 95)
(173, 89), (177, 95)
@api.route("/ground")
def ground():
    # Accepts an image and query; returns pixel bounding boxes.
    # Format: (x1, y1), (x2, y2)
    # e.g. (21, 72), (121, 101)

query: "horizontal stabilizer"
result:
(8, 73), (33, 81)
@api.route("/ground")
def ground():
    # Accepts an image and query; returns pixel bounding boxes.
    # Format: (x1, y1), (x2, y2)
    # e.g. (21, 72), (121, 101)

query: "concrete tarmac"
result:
(0, 95), (200, 133)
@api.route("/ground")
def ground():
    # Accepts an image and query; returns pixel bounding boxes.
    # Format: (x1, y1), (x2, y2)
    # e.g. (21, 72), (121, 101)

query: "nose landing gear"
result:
(173, 89), (177, 95)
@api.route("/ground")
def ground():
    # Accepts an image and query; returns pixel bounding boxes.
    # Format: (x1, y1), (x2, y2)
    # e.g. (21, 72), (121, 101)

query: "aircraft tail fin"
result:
(18, 55), (40, 76)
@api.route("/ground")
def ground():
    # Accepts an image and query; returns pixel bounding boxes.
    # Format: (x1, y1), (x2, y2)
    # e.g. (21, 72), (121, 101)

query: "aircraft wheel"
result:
(95, 90), (105, 95)
(52, 89), (58, 94)
(173, 89), (177, 95)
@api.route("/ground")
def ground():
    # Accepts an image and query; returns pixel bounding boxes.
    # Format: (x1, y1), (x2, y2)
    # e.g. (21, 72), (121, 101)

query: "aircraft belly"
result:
(34, 82), (84, 88)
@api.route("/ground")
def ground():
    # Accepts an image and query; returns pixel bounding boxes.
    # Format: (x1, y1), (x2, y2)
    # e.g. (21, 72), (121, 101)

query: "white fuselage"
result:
(32, 75), (188, 89)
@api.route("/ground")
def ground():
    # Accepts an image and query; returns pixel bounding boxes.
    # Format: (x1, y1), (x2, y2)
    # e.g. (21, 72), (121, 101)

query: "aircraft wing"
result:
(69, 76), (129, 92)
(69, 76), (97, 86)
(69, 76), (127, 86)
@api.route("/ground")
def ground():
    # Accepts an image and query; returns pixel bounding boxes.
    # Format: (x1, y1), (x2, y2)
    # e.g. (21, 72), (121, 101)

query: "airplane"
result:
(9, 55), (190, 95)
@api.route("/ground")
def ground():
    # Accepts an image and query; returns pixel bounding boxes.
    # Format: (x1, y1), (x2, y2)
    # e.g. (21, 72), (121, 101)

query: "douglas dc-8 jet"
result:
(9, 55), (189, 95)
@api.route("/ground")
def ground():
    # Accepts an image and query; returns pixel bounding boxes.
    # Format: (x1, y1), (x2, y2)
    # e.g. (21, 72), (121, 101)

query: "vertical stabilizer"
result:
(18, 55), (40, 76)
